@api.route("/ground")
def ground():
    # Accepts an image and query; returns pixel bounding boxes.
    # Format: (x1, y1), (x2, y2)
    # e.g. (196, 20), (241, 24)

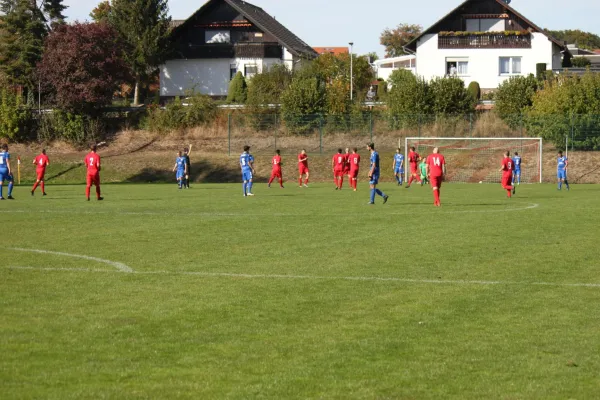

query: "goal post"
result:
(404, 137), (543, 183)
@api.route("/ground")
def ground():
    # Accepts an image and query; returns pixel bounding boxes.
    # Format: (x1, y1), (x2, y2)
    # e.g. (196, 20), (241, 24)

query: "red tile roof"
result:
(313, 47), (349, 55)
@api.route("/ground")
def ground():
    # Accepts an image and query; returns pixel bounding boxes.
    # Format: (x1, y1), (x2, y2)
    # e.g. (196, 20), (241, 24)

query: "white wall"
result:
(416, 32), (556, 89)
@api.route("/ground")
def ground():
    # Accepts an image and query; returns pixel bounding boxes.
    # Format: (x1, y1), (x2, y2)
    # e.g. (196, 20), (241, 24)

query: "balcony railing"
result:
(438, 33), (531, 49)
(176, 42), (283, 59)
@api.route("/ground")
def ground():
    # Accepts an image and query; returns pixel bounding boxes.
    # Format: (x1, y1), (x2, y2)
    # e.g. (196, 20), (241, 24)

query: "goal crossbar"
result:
(404, 137), (543, 184)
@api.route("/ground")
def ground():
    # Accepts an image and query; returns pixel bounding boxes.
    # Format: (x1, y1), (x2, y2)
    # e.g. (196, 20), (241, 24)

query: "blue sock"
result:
(376, 189), (383, 197)
(558, 181), (562, 190)
(243, 182), (247, 195)
(248, 181), (253, 193)
(7, 182), (12, 196)
(370, 188), (375, 203)
(0, 185), (3, 198)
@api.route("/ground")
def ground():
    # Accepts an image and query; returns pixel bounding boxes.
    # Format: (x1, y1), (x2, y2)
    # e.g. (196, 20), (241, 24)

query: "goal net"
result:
(404, 137), (543, 183)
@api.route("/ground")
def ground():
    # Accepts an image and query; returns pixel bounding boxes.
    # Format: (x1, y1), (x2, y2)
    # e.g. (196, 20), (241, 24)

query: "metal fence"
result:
(223, 113), (600, 155)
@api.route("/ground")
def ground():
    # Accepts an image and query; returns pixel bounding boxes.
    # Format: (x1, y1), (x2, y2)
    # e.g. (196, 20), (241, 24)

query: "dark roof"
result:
(172, 0), (317, 59)
(405, 0), (568, 53)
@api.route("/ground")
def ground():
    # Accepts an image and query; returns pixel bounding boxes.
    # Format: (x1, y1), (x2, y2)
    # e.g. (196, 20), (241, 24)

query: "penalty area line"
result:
(5, 266), (600, 289)
(11, 248), (134, 273)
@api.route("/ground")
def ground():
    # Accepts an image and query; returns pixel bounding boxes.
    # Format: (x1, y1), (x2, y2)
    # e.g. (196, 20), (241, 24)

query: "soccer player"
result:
(84, 144), (103, 201)
(332, 148), (345, 189)
(557, 150), (570, 191)
(367, 143), (389, 205)
(298, 149), (309, 187)
(499, 151), (515, 198)
(348, 147), (361, 191)
(31, 149), (49, 196)
(419, 157), (429, 186)
(512, 151), (522, 185)
(183, 148), (191, 188)
(405, 146), (422, 188)
(268, 149), (284, 188)
(240, 145), (255, 196)
(0, 144), (15, 200)
(392, 148), (404, 186)
(425, 147), (446, 207)
(343, 147), (351, 183)
(173, 151), (187, 189)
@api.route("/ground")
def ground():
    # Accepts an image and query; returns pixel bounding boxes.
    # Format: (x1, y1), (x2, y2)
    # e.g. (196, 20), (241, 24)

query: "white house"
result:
(374, 55), (416, 81)
(160, 0), (317, 99)
(402, 0), (569, 89)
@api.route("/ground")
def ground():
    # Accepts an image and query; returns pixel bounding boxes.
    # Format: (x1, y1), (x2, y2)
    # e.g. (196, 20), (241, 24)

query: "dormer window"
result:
(466, 18), (505, 32)
(206, 31), (231, 44)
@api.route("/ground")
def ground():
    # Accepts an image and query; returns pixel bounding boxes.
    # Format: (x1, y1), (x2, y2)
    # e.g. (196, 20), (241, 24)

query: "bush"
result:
(495, 74), (538, 129)
(281, 76), (326, 133)
(227, 72), (247, 104)
(39, 111), (104, 144)
(536, 63), (547, 80)
(429, 77), (475, 115)
(387, 69), (431, 128)
(0, 89), (33, 141)
(377, 80), (388, 101)
(246, 64), (292, 130)
(572, 57), (592, 68)
(467, 81), (481, 102)
(145, 94), (217, 133)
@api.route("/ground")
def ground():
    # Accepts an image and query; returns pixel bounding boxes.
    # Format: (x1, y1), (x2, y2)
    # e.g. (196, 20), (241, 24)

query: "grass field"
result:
(2, 182), (600, 399)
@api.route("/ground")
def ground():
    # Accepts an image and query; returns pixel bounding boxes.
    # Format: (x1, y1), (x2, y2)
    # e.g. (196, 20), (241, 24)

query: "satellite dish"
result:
(503, 0), (511, 4)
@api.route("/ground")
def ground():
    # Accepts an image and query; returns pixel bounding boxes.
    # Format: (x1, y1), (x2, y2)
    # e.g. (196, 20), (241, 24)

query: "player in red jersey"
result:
(84, 144), (103, 201)
(31, 149), (49, 196)
(499, 151), (516, 198)
(298, 149), (309, 187)
(268, 149), (284, 188)
(348, 147), (361, 191)
(332, 149), (345, 189)
(343, 147), (351, 183)
(406, 146), (422, 188)
(425, 147), (446, 207)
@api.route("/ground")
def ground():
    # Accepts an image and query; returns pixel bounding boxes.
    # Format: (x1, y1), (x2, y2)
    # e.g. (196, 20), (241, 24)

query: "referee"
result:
(183, 148), (191, 188)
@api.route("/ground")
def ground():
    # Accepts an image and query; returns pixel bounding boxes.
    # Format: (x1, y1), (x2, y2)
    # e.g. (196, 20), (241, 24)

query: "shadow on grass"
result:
(125, 160), (243, 183)
(46, 163), (84, 182)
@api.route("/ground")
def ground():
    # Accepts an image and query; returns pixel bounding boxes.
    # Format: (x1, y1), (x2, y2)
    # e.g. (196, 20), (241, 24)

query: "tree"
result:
(0, 0), (48, 88)
(42, 0), (67, 25)
(37, 22), (128, 113)
(380, 23), (422, 58)
(429, 77), (474, 115)
(246, 64), (293, 107)
(572, 57), (592, 68)
(546, 29), (600, 51)
(387, 69), (431, 127)
(0, 88), (32, 140)
(110, 0), (171, 105)
(495, 74), (539, 129)
(90, 0), (111, 23)
(281, 76), (326, 133)
(312, 53), (374, 102)
(226, 71), (247, 103)
(467, 81), (481, 102)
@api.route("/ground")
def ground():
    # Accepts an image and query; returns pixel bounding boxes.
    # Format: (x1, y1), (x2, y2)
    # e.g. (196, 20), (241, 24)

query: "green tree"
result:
(226, 71), (247, 103)
(429, 77), (474, 115)
(110, 0), (170, 105)
(380, 23), (422, 58)
(546, 29), (600, 51)
(42, 0), (67, 25)
(467, 81), (481, 102)
(312, 53), (373, 102)
(246, 64), (292, 107)
(0, 88), (32, 140)
(281, 76), (326, 133)
(90, 0), (111, 23)
(572, 57), (592, 68)
(495, 74), (539, 129)
(387, 69), (431, 127)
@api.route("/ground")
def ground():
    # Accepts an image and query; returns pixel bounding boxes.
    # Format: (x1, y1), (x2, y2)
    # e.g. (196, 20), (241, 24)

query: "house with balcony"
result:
(160, 0), (317, 98)
(404, 0), (569, 89)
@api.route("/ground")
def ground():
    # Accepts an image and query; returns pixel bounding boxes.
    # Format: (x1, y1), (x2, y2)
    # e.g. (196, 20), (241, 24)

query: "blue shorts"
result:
(513, 169), (521, 175)
(369, 174), (379, 185)
(394, 168), (404, 175)
(0, 170), (13, 183)
(242, 170), (253, 182)
(557, 170), (567, 180)
(176, 170), (185, 179)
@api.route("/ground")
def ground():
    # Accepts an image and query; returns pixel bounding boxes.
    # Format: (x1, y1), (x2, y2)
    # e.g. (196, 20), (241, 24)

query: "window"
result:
(446, 58), (469, 76)
(230, 64), (237, 80)
(499, 57), (522, 75)
(205, 30), (230, 44)
(244, 65), (258, 79)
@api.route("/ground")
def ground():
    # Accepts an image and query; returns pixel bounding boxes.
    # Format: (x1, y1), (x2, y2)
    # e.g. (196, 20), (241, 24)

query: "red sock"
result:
(339, 176), (343, 188)
(507, 189), (512, 198)
(408, 176), (413, 186)
(32, 182), (39, 192)
(41, 182), (45, 193)
(85, 186), (91, 199)
(433, 189), (440, 205)
(268, 177), (274, 185)
(305, 178), (309, 185)
(96, 185), (101, 199)
(279, 178), (283, 187)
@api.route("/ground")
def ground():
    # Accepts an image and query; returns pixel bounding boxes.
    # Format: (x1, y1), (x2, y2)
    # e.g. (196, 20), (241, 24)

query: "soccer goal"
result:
(404, 137), (543, 183)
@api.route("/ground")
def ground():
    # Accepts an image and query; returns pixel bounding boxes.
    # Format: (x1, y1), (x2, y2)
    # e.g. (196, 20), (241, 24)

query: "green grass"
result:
(2, 182), (600, 399)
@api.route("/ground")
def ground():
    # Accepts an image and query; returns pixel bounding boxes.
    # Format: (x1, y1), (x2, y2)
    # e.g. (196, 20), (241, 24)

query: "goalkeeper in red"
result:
(499, 151), (516, 198)
(425, 147), (446, 207)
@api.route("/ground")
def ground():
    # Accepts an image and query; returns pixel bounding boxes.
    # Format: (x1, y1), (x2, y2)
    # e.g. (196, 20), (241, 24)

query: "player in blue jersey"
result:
(240, 145), (256, 197)
(557, 151), (570, 191)
(392, 148), (404, 186)
(367, 143), (389, 205)
(172, 151), (188, 189)
(0, 144), (15, 200)
(512, 152), (522, 185)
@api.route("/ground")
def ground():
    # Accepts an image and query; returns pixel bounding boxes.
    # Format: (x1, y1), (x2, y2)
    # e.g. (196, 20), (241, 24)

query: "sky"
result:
(65, 0), (600, 57)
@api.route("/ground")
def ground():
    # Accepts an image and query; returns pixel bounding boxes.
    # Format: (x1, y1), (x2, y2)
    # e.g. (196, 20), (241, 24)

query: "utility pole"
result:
(349, 42), (354, 101)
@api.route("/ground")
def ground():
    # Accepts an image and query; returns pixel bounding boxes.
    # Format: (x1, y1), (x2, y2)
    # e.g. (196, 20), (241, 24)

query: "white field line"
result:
(0, 203), (539, 217)
(6, 266), (600, 289)
(11, 248), (134, 273)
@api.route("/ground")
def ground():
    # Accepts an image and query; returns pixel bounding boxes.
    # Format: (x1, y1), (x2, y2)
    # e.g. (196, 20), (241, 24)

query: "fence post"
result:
(369, 112), (373, 141)
(319, 115), (323, 154)
(228, 113), (231, 156)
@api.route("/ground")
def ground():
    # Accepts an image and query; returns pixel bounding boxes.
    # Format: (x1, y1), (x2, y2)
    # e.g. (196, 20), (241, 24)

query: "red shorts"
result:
(501, 174), (512, 187)
(299, 165), (309, 175)
(36, 169), (46, 181)
(334, 168), (344, 177)
(343, 168), (350, 174)
(410, 164), (419, 174)
(271, 169), (282, 178)
(86, 173), (100, 186)
(430, 176), (443, 189)
(350, 169), (359, 178)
